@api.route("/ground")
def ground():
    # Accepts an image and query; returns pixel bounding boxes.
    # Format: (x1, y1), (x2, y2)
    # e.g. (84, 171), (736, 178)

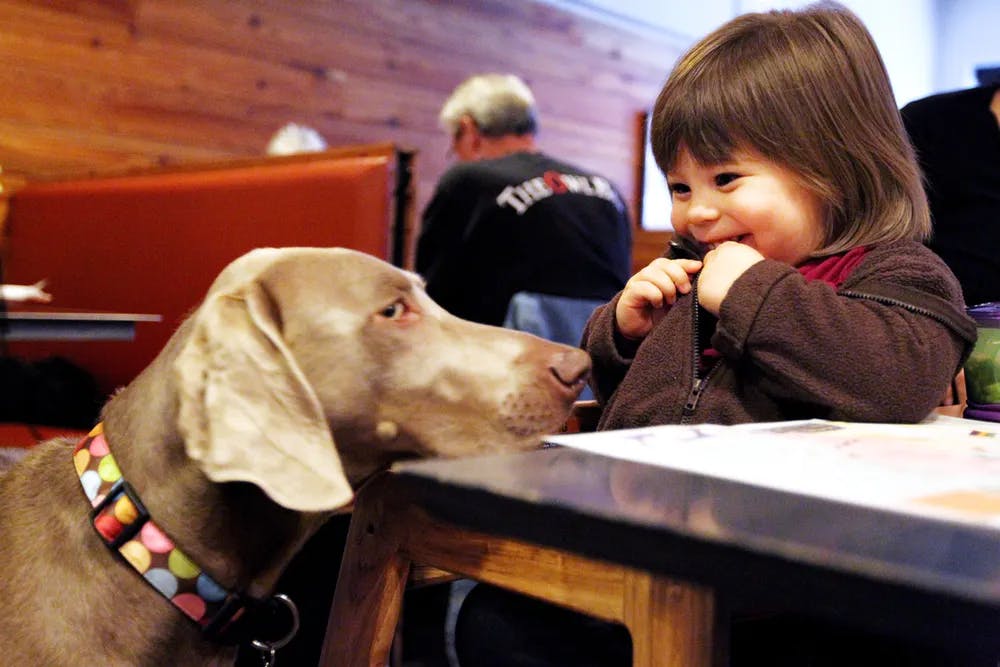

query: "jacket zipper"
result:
(839, 290), (958, 328)
(679, 288), (965, 424)
(680, 279), (720, 424)
(842, 288), (977, 369)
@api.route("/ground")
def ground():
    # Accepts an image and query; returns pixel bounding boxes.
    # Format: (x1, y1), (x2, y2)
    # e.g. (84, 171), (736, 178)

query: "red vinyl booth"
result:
(1, 143), (414, 433)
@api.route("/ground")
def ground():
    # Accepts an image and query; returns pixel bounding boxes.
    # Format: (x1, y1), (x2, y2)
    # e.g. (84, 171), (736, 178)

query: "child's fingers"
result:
(637, 259), (701, 302)
(616, 279), (666, 339)
(622, 277), (669, 310)
(616, 258), (701, 339)
(647, 257), (702, 273)
(646, 257), (703, 283)
(660, 260), (701, 298)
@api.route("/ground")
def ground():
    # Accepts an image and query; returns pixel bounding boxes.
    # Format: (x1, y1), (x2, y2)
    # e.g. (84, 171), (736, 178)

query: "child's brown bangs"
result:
(655, 101), (741, 172)
(654, 20), (794, 174)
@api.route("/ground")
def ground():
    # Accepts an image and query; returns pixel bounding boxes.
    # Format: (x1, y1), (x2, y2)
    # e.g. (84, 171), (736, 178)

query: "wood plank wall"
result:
(0, 0), (682, 268)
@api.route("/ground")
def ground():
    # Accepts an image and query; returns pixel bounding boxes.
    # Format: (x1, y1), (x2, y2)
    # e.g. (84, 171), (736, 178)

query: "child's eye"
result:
(668, 182), (690, 195)
(714, 173), (740, 187)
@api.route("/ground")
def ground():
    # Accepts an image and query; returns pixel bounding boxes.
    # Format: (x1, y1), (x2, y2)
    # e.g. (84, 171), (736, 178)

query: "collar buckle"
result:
(90, 479), (151, 549)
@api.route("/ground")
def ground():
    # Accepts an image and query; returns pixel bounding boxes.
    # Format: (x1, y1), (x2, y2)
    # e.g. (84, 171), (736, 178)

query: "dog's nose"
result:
(548, 348), (591, 393)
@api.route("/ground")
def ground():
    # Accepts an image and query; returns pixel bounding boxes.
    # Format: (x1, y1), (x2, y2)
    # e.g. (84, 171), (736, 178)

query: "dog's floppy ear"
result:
(174, 278), (352, 512)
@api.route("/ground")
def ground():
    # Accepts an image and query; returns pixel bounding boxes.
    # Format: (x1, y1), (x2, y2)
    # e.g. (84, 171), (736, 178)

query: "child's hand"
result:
(615, 258), (702, 340)
(697, 242), (764, 315)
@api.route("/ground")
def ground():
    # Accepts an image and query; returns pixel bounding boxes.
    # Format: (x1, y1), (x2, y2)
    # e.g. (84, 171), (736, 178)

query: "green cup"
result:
(964, 303), (1000, 406)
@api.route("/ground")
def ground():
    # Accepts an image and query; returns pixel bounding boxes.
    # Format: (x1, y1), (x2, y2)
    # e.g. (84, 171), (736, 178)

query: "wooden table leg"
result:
(624, 572), (722, 667)
(319, 476), (411, 667)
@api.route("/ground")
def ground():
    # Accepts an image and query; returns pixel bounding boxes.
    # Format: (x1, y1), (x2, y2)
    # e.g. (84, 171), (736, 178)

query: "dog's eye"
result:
(379, 300), (406, 319)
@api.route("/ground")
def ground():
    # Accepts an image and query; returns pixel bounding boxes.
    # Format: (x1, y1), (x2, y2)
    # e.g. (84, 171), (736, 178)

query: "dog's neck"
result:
(97, 354), (329, 600)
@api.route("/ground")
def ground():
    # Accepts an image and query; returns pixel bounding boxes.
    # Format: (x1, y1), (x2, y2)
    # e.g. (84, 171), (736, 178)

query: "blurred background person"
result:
(408, 72), (633, 666)
(901, 76), (1000, 307)
(416, 73), (632, 345)
(265, 122), (328, 156)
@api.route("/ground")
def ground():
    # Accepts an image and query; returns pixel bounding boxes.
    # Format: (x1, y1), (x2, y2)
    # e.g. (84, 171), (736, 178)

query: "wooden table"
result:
(0, 306), (160, 341)
(320, 441), (1000, 667)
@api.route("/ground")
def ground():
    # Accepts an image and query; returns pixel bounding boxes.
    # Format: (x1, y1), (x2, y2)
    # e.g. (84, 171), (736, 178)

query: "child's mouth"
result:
(707, 234), (749, 250)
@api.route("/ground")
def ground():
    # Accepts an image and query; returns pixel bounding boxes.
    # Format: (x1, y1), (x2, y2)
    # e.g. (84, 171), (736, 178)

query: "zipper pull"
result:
(682, 377), (705, 417)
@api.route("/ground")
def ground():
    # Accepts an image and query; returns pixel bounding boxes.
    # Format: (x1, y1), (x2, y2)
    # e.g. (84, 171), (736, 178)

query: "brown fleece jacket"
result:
(582, 240), (977, 429)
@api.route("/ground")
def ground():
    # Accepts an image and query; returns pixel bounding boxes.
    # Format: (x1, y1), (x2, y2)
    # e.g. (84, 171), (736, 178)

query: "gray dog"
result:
(0, 247), (590, 665)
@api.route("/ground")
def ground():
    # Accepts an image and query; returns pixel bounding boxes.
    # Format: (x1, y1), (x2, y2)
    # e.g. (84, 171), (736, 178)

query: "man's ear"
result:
(458, 115), (482, 158)
(458, 115), (478, 134)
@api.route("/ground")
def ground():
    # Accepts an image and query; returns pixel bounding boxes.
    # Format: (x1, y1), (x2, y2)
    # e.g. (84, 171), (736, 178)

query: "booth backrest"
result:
(1, 143), (415, 397)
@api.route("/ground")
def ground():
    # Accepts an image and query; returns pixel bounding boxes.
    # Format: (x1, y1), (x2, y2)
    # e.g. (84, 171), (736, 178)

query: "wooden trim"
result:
(0, 171), (27, 280)
(631, 109), (650, 229)
(391, 149), (417, 270)
(23, 143), (403, 184)
(631, 229), (674, 274)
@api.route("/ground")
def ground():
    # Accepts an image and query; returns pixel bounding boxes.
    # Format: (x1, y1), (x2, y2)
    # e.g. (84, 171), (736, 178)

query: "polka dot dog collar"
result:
(74, 423), (250, 641)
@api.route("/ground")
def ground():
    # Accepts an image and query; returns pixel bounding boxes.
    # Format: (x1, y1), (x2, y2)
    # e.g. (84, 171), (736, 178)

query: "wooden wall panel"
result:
(0, 0), (682, 267)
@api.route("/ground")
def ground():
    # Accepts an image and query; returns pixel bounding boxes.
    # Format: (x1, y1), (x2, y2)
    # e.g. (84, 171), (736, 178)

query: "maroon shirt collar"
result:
(797, 245), (868, 288)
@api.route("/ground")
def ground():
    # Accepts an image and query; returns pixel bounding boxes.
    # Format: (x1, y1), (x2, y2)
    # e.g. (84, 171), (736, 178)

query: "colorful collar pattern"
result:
(74, 423), (248, 639)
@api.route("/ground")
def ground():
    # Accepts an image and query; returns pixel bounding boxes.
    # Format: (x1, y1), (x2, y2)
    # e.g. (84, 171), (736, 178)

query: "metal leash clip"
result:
(250, 594), (300, 667)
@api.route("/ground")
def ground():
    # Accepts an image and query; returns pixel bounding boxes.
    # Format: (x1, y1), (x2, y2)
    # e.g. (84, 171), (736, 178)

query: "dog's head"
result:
(174, 248), (591, 512)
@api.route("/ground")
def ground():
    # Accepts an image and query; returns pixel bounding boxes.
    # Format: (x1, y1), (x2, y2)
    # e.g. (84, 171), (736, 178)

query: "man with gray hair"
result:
(416, 73), (632, 331)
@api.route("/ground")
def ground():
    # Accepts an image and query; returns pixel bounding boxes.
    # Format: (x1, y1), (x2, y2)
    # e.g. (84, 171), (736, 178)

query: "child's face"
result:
(666, 146), (825, 266)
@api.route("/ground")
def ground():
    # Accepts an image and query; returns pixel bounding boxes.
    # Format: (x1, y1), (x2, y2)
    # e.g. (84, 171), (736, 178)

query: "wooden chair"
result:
(934, 370), (968, 418)
(562, 398), (602, 434)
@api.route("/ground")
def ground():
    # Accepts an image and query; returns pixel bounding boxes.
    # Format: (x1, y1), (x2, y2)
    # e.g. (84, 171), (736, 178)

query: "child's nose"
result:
(684, 198), (720, 226)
